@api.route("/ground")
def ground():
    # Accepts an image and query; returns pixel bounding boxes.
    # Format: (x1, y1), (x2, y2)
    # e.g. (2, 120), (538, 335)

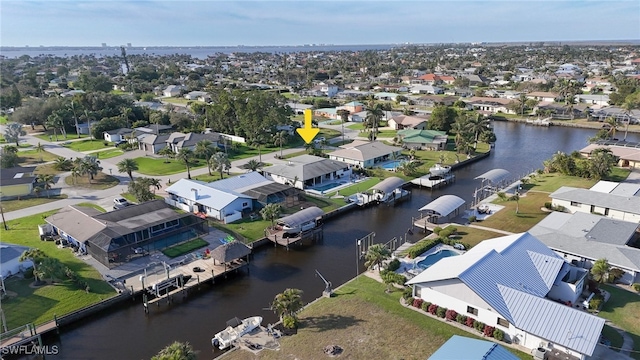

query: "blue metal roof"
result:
(428, 335), (518, 360)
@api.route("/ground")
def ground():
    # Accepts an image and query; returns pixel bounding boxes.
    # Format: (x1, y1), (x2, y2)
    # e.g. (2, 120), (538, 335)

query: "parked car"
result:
(314, 136), (326, 144)
(113, 197), (131, 209)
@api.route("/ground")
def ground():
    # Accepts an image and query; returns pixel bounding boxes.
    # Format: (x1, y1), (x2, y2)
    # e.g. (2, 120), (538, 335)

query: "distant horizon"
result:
(2, 1), (638, 48)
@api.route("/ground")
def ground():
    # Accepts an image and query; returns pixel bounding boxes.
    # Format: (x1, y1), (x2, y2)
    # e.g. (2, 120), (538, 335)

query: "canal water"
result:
(45, 123), (640, 359)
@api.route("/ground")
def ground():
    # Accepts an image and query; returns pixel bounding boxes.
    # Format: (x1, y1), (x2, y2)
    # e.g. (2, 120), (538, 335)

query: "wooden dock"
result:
(411, 173), (455, 189)
(266, 227), (323, 249)
(0, 322), (57, 349)
(412, 216), (440, 232)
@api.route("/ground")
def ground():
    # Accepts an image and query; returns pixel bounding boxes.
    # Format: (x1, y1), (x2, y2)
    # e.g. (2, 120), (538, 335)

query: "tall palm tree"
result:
(270, 288), (304, 320)
(208, 152), (231, 179)
(590, 258), (611, 284)
(621, 99), (638, 141)
(250, 134), (267, 164)
(337, 109), (350, 144)
(117, 158), (138, 181)
(364, 244), (391, 274)
(157, 146), (174, 163)
(509, 193), (520, 214)
(19, 248), (47, 284)
(194, 139), (215, 160)
(365, 103), (384, 141)
(147, 178), (162, 193)
(604, 117), (620, 139)
(151, 341), (197, 360)
(272, 131), (289, 158)
(46, 110), (66, 141)
(36, 174), (55, 198)
(466, 114), (490, 149)
(176, 148), (194, 179)
(35, 142), (45, 153)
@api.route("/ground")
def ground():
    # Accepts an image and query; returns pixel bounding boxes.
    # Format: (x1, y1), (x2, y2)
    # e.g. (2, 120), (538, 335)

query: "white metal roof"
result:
(165, 179), (253, 211)
(370, 177), (405, 194)
(474, 168), (511, 184)
(207, 171), (272, 193)
(277, 206), (323, 228)
(418, 195), (465, 217)
(589, 180), (619, 194)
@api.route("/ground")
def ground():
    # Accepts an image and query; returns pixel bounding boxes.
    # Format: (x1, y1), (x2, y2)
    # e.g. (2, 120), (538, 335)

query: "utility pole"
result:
(0, 205), (7, 231)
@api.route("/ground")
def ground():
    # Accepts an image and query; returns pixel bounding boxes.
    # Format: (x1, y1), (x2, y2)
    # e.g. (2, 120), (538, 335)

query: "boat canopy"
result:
(277, 206), (323, 227)
(419, 195), (465, 217)
(474, 168), (510, 184)
(370, 177), (405, 194)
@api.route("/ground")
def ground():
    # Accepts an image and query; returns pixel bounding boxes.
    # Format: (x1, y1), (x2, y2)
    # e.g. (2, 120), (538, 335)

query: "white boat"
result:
(429, 163), (451, 176)
(212, 316), (263, 350)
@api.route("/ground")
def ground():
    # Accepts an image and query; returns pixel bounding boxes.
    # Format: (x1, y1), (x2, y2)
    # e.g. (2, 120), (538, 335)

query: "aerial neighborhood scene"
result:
(2, 1), (640, 359)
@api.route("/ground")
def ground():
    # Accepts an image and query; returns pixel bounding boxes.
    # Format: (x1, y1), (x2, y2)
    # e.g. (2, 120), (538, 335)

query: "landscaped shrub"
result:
(407, 239), (443, 259)
(386, 258), (401, 272)
(413, 298), (424, 309)
(433, 227), (442, 235)
(402, 288), (413, 300)
(406, 297), (414, 306)
(608, 268), (625, 283)
(589, 296), (603, 310)
(421, 301), (431, 312)
(544, 202), (552, 209)
(445, 309), (457, 321)
(473, 320), (485, 332)
(456, 314), (466, 324)
(428, 304), (438, 315)
(282, 315), (298, 329)
(493, 328), (505, 341)
(468, 215), (477, 222)
(436, 307), (447, 318)
(465, 317), (475, 327)
(483, 325), (495, 337)
(633, 283), (640, 293)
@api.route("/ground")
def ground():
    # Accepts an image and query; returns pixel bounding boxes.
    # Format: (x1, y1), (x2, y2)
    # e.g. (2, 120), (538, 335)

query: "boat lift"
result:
(315, 269), (333, 298)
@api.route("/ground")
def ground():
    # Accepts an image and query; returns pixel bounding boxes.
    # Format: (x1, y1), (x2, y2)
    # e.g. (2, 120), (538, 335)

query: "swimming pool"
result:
(416, 249), (459, 269)
(313, 181), (347, 192)
(381, 160), (406, 170)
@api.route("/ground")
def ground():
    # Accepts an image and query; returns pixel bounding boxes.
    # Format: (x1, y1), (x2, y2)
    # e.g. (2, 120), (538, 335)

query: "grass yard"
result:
(0, 115), (8, 125)
(606, 167), (631, 182)
(599, 285), (640, 360)
(192, 172), (240, 183)
(75, 202), (106, 212)
(18, 149), (58, 165)
(134, 157), (206, 176)
(64, 172), (119, 190)
(453, 226), (506, 248)
(0, 195), (68, 212)
(63, 139), (112, 152)
(162, 97), (191, 105)
(601, 325), (624, 355)
(0, 211), (116, 329)
(525, 173), (599, 193)
(347, 123), (365, 130)
(326, 178), (383, 197)
(34, 133), (90, 142)
(358, 129), (397, 138)
(223, 276), (529, 360)
(34, 163), (63, 175)
(93, 148), (124, 159)
(216, 220), (267, 243)
(161, 238), (209, 258)
(480, 192), (550, 233)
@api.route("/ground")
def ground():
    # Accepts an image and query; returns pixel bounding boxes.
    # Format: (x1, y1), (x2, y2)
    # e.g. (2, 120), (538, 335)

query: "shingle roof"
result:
(0, 166), (36, 186)
(262, 155), (349, 181)
(550, 186), (640, 214)
(329, 141), (402, 162)
(45, 206), (106, 243)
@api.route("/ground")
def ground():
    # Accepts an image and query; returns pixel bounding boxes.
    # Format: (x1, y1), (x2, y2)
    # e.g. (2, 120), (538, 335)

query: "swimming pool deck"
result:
(396, 244), (464, 278)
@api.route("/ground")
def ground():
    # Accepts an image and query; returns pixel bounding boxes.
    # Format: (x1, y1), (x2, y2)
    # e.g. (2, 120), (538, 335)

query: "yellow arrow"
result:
(296, 109), (320, 144)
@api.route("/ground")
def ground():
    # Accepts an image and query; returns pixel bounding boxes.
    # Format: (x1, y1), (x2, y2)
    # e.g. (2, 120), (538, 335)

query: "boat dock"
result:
(411, 214), (440, 232)
(410, 173), (456, 189)
(266, 227), (324, 249)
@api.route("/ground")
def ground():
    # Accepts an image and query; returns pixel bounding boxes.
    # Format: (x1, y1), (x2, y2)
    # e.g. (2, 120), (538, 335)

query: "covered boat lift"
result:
(270, 206), (324, 248)
(369, 177), (409, 203)
(474, 168), (511, 188)
(418, 195), (466, 224)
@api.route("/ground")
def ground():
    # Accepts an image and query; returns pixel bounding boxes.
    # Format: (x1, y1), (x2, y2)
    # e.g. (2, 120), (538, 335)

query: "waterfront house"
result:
(328, 140), (403, 169)
(410, 85), (444, 95)
(0, 166), (36, 199)
(579, 142), (640, 169)
(428, 335), (518, 360)
(207, 171), (297, 207)
(397, 129), (448, 150)
(166, 179), (254, 223)
(530, 211), (640, 284)
(0, 243), (32, 278)
(407, 232), (604, 360)
(464, 97), (514, 115)
(262, 154), (351, 190)
(388, 115), (429, 131)
(549, 182), (640, 223)
(44, 201), (207, 268)
(526, 91), (558, 103)
(337, 101), (365, 113)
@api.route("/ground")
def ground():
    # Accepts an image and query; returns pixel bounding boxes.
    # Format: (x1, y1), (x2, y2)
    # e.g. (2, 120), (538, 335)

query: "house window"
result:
(604, 208), (609, 216)
(467, 306), (478, 316)
(570, 201), (581, 206)
(497, 318), (510, 328)
(242, 202), (248, 207)
(590, 205), (595, 213)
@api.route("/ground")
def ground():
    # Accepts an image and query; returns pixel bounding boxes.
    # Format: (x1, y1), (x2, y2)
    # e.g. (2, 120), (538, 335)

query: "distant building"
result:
(0, 166), (37, 199)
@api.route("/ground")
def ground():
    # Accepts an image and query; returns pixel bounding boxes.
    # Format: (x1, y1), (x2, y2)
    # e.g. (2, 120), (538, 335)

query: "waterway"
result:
(39, 123), (640, 359)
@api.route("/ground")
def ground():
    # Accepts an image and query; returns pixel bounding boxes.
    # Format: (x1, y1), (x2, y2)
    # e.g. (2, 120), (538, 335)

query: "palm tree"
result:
(46, 110), (66, 141)
(151, 341), (197, 360)
(260, 203), (282, 228)
(381, 271), (405, 293)
(272, 131), (289, 158)
(515, 93), (528, 116)
(364, 244), (391, 274)
(621, 99), (638, 141)
(604, 117), (620, 139)
(19, 248), (47, 284)
(365, 103), (384, 141)
(117, 158), (138, 181)
(590, 259), (611, 284)
(245, 159), (261, 172)
(176, 148), (195, 179)
(36, 174), (55, 198)
(337, 109), (350, 144)
(509, 193), (520, 214)
(121, 107), (133, 128)
(194, 139), (215, 160)
(147, 178), (162, 193)
(270, 288), (304, 320)
(208, 152), (231, 179)
(4, 123), (26, 146)
(466, 114), (490, 149)
(496, 192), (508, 202)
(35, 142), (45, 153)
(157, 147), (174, 163)
(78, 156), (102, 184)
(250, 134), (267, 164)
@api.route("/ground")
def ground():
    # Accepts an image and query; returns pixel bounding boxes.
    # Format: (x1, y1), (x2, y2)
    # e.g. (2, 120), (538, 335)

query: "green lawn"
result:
(162, 97), (191, 105)
(326, 177), (382, 197)
(64, 172), (119, 190)
(224, 276), (529, 360)
(0, 195), (68, 212)
(18, 149), (58, 165)
(0, 211), (117, 329)
(526, 173), (599, 193)
(161, 238), (209, 258)
(216, 219), (267, 243)
(454, 226), (505, 248)
(63, 139), (113, 152)
(191, 172), (241, 183)
(34, 133), (90, 142)
(599, 285), (640, 360)
(93, 148), (124, 159)
(601, 325), (624, 355)
(347, 123), (365, 130)
(0, 115), (8, 125)
(480, 192), (550, 233)
(75, 202), (106, 213)
(134, 157), (206, 176)
(34, 163), (64, 176)
(606, 167), (631, 182)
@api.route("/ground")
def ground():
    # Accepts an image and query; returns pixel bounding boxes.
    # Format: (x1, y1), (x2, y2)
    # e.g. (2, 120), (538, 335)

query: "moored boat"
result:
(429, 163), (451, 176)
(212, 316), (263, 350)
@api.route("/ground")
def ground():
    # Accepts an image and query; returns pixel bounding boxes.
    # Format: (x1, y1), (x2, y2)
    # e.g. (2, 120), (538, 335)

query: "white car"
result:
(113, 197), (131, 209)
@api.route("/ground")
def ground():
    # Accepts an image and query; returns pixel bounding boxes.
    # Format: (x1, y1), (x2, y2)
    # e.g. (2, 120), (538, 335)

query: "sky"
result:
(1, 1), (639, 47)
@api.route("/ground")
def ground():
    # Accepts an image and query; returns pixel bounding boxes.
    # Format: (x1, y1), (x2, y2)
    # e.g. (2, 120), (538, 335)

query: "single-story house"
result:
(549, 184), (640, 223)
(337, 101), (365, 113)
(526, 91), (559, 103)
(262, 154), (351, 190)
(415, 95), (459, 107)
(44, 201), (207, 268)
(579, 143), (640, 169)
(410, 85), (444, 95)
(207, 171), (297, 207)
(166, 132), (221, 153)
(138, 134), (170, 154)
(163, 85), (184, 97)
(166, 179), (255, 224)
(428, 335), (518, 360)
(135, 124), (173, 135)
(575, 94), (609, 107)
(407, 232), (604, 360)
(0, 243), (32, 278)
(0, 166), (37, 199)
(530, 211), (640, 284)
(464, 97), (514, 114)
(397, 129), (448, 150)
(286, 102), (314, 115)
(328, 140), (403, 169)
(388, 115), (429, 131)
(314, 108), (339, 120)
(184, 91), (211, 102)
(104, 128), (134, 143)
(373, 92), (399, 101)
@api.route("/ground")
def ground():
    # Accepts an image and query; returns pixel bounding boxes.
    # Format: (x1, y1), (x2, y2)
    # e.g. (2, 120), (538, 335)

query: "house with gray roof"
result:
(0, 166), (36, 199)
(138, 134), (170, 154)
(1, 243), (32, 278)
(262, 154), (351, 190)
(407, 232), (604, 360)
(530, 211), (640, 284)
(550, 185), (640, 223)
(328, 140), (403, 169)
